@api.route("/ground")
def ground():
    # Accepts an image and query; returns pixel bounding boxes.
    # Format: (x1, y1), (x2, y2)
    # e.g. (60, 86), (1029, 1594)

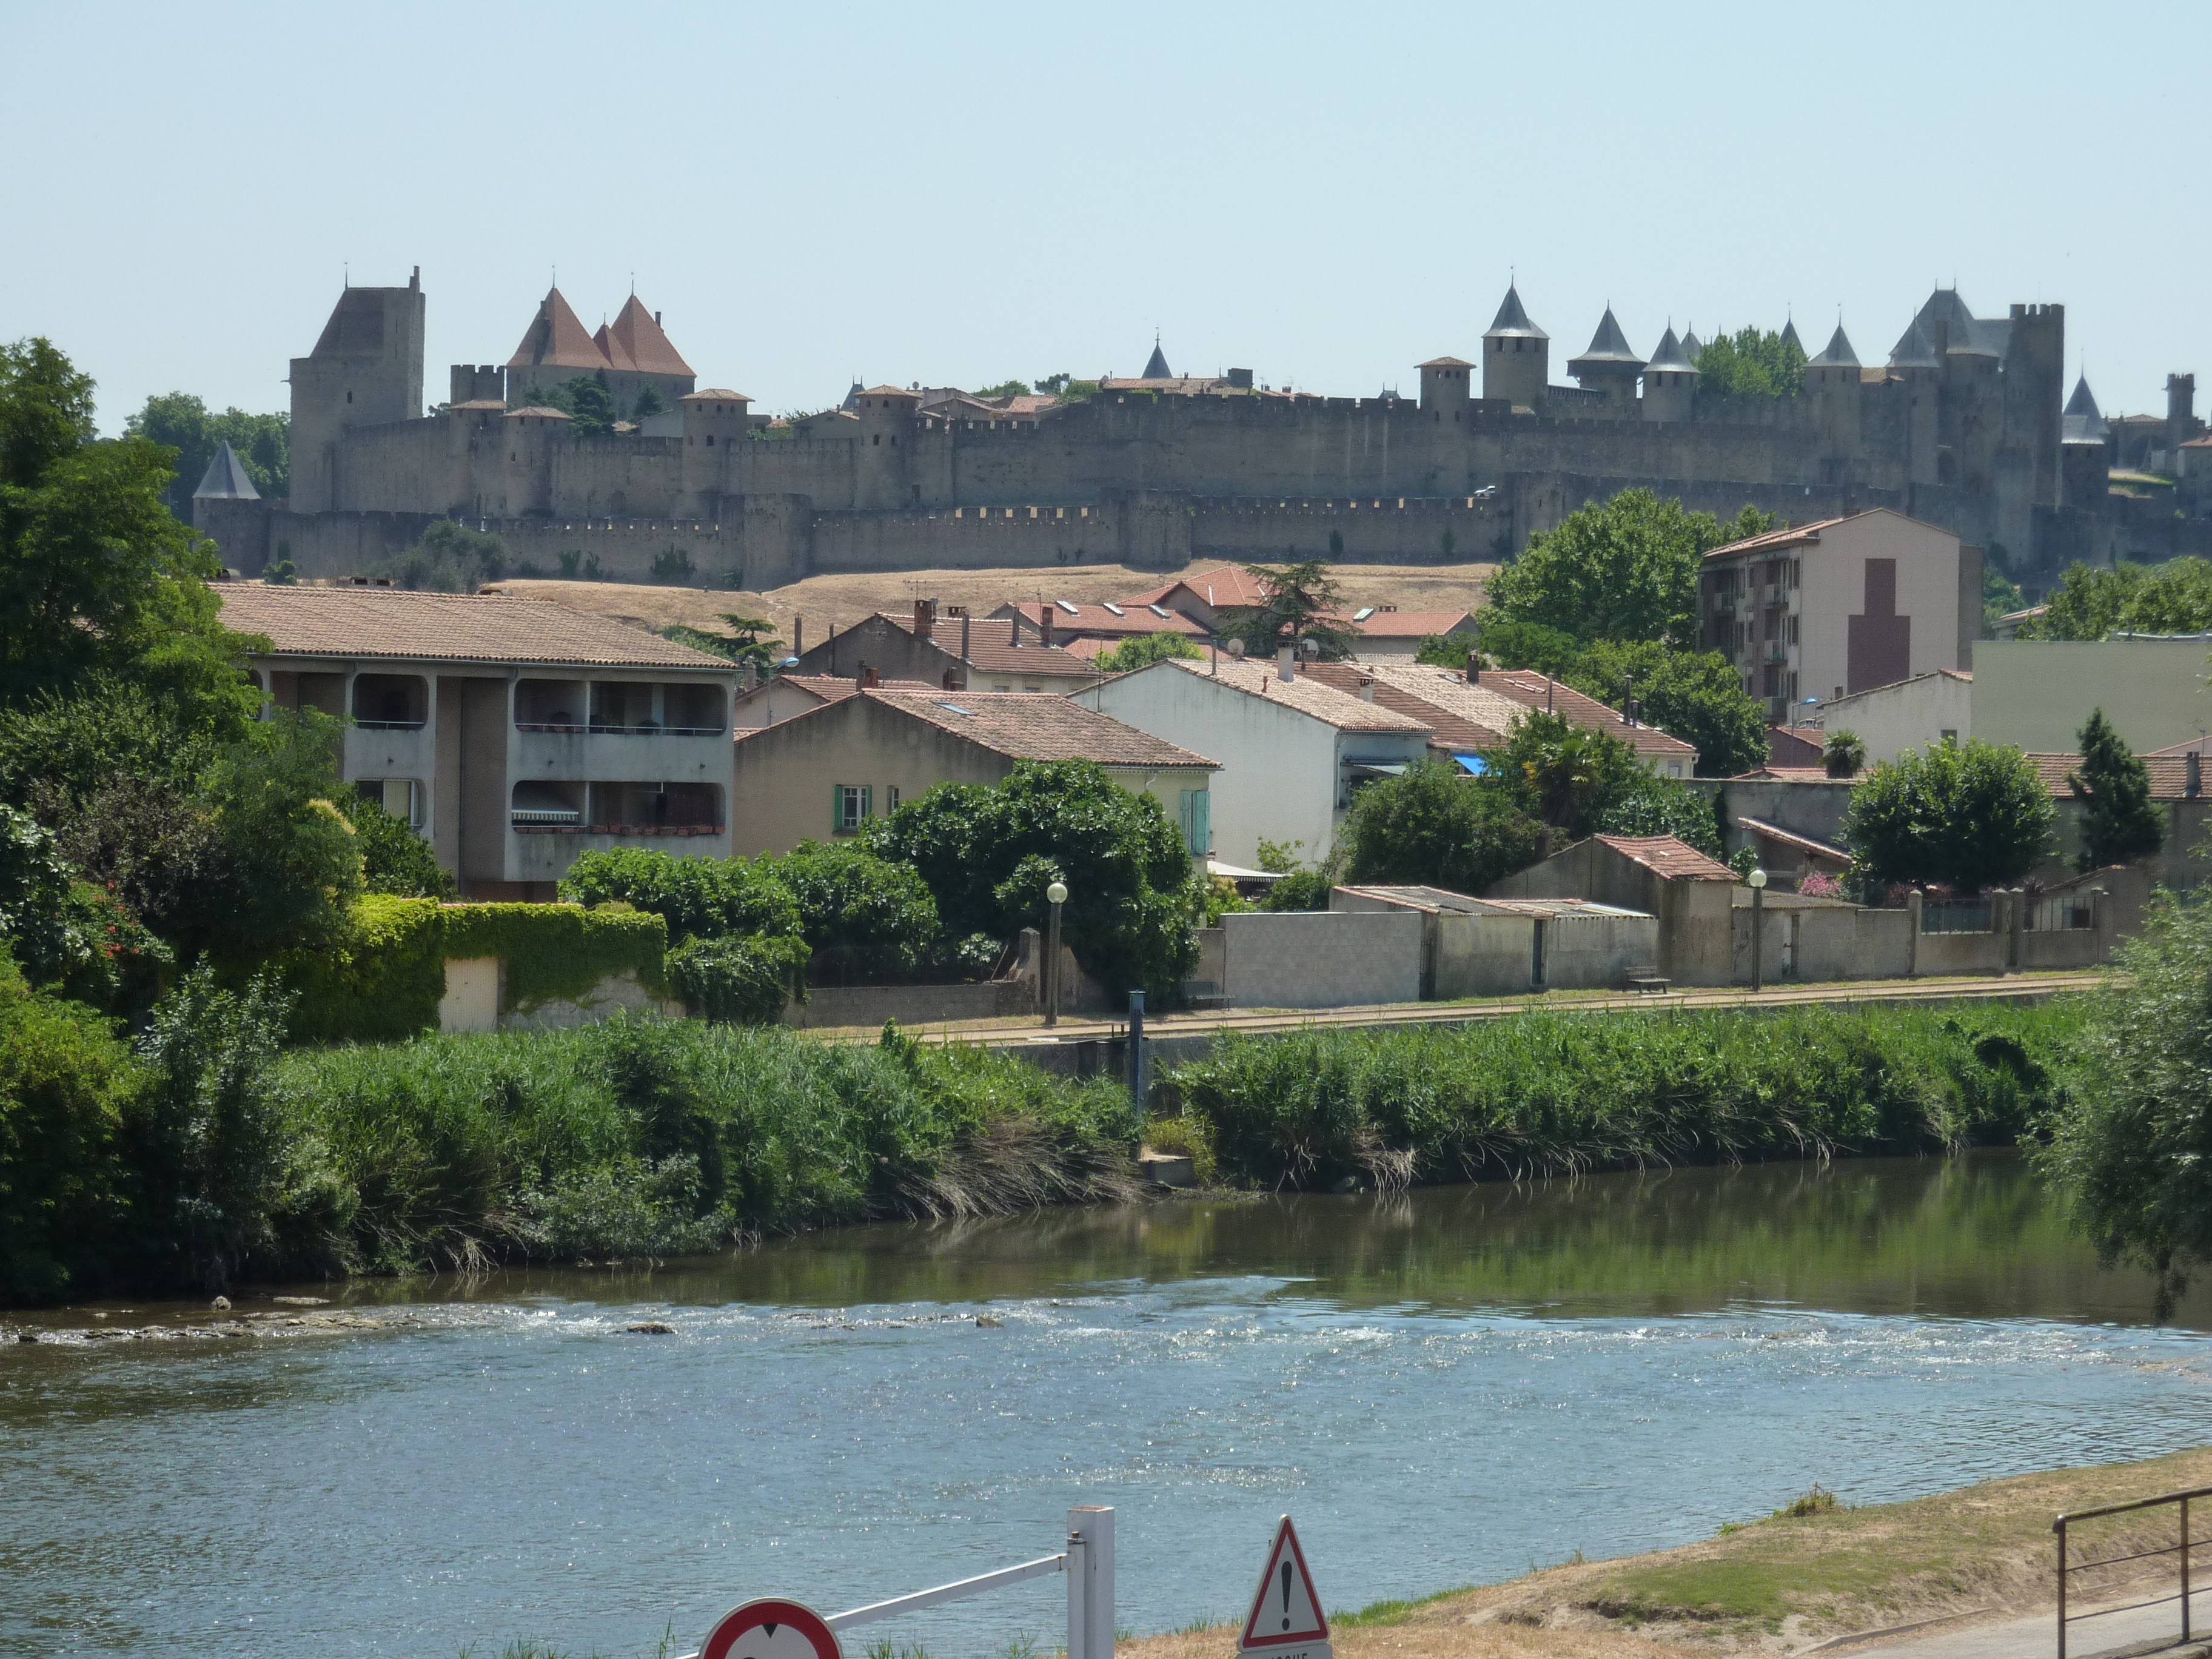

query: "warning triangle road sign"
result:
(1238, 1515), (1331, 1657)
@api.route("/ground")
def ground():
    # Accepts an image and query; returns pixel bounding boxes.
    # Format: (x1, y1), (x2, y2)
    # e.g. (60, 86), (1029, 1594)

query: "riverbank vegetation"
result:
(1165, 1000), (2078, 1193)
(1113, 1443), (2212, 1658)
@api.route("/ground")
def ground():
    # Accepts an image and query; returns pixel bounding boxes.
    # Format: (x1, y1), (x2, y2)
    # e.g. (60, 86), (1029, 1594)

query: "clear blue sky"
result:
(5, 1), (2205, 434)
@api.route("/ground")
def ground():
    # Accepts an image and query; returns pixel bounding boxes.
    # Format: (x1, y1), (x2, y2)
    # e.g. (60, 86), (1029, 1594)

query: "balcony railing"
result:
(355, 719), (427, 731)
(511, 820), (725, 837)
(515, 721), (726, 737)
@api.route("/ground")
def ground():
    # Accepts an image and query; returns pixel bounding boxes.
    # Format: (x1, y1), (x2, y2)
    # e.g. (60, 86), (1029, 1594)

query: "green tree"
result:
(1338, 760), (1546, 893)
(768, 840), (942, 979)
(1212, 561), (1361, 660)
(524, 372), (618, 435)
(1411, 630), (1483, 670)
(1093, 633), (1202, 674)
(560, 847), (802, 942)
(867, 761), (1197, 1000)
(2068, 709), (2164, 871)
(1984, 562), (2026, 634)
(1840, 740), (2055, 893)
(1567, 638), (1768, 778)
(1588, 766), (1726, 855)
(196, 712), (366, 957)
(351, 793), (454, 898)
(2036, 894), (2212, 1314)
(1486, 710), (1641, 834)
(1822, 729), (1867, 778)
(1, 340), (263, 714)
(629, 384), (668, 423)
(972, 380), (1033, 400)
(370, 519), (510, 592)
(1464, 615), (1584, 679)
(2020, 558), (2212, 640)
(1483, 489), (1771, 648)
(662, 614), (785, 671)
(1693, 326), (1808, 399)
(123, 392), (289, 502)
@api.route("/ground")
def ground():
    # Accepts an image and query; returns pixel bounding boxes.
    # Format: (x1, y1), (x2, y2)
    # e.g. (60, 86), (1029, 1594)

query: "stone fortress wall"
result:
(222, 275), (2211, 593)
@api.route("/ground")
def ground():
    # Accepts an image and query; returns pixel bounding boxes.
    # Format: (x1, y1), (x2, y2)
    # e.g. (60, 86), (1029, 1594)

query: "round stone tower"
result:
(682, 388), (752, 500)
(1418, 356), (1474, 422)
(1641, 326), (1699, 422)
(1482, 284), (1549, 411)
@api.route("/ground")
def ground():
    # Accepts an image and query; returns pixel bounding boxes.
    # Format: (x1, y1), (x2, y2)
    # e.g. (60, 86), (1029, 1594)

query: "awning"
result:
(1345, 762), (1409, 779)
(1452, 754), (1489, 775)
(1206, 859), (1284, 883)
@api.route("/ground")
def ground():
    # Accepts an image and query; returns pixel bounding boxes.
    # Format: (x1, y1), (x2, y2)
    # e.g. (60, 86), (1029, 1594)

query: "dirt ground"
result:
(1117, 1445), (2212, 1659)
(485, 560), (1495, 651)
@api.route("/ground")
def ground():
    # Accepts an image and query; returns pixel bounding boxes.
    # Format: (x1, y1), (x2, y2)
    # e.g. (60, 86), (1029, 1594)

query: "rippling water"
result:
(5, 1153), (2211, 1658)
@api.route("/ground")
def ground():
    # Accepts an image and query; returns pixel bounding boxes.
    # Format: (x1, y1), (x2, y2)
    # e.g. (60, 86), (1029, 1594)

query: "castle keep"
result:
(238, 272), (2208, 592)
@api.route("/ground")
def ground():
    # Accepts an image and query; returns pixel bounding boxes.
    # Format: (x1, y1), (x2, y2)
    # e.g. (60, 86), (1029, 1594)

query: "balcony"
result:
(509, 780), (724, 836)
(352, 672), (429, 731)
(515, 677), (725, 737)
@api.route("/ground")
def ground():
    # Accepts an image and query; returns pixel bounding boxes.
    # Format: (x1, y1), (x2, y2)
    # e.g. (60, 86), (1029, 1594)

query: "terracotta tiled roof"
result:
(1595, 834), (1736, 882)
(1001, 602), (1210, 640)
(737, 674), (941, 711)
(593, 322), (636, 373)
(1124, 565), (1271, 611)
(213, 584), (733, 670)
(885, 612), (1098, 675)
(2027, 752), (2204, 801)
(1302, 662), (1510, 751)
(607, 295), (695, 378)
(1417, 356), (1475, 369)
(1466, 668), (1699, 760)
(1737, 817), (1852, 863)
(857, 385), (920, 401)
(866, 691), (1216, 768)
(1728, 766), (1843, 782)
(503, 406), (573, 420)
(1701, 517), (1848, 558)
(684, 389), (752, 404)
(508, 287), (609, 373)
(1347, 608), (1479, 639)
(1160, 657), (1431, 734)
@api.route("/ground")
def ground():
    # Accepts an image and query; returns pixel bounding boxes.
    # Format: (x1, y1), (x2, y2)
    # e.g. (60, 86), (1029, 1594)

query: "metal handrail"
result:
(2056, 1484), (2212, 1658)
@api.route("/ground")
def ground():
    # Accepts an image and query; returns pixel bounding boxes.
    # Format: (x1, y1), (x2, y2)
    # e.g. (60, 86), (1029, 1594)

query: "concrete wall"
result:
(1221, 910), (1423, 1008)
(1536, 910), (1660, 989)
(1818, 671), (1974, 763)
(1484, 840), (1735, 984)
(1974, 638), (2212, 754)
(780, 979), (1036, 1030)
(1734, 901), (1913, 984)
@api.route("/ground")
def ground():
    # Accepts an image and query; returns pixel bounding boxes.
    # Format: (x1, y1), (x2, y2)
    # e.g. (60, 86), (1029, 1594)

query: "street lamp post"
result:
(1044, 880), (1068, 1027)
(1748, 866), (1769, 992)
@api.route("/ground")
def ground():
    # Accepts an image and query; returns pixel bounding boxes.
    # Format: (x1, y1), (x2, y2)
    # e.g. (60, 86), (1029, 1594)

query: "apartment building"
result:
(216, 583), (739, 899)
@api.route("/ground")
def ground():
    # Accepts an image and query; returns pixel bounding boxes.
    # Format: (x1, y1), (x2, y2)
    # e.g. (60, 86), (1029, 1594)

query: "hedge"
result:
(279, 900), (668, 1044)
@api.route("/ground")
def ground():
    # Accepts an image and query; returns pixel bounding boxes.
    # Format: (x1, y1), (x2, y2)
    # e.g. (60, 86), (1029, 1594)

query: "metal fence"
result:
(1920, 901), (1992, 934)
(2028, 895), (2098, 933)
(2056, 1484), (2209, 1658)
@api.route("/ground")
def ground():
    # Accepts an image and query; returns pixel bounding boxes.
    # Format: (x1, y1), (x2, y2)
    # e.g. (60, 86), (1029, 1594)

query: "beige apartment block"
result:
(1700, 509), (1982, 727)
(220, 583), (738, 899)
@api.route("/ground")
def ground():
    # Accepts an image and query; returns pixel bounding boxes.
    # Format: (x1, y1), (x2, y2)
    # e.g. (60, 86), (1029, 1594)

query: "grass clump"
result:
(1167, 1000), (2078, 1192)
(261, 1017), (1139, 1278)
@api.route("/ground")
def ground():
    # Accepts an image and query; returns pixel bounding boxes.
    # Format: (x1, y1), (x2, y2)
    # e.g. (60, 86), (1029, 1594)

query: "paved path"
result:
(1815, 1585), (2209, 1658)
(796, 971), (2099, 1050)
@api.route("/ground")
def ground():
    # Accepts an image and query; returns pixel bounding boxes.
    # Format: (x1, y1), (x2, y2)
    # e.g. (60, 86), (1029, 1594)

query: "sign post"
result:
(1237, 1516), (1331, 1659)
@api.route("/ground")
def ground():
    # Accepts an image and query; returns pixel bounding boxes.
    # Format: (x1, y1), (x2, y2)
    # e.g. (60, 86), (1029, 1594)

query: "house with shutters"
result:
(729, 688), (1217, 857)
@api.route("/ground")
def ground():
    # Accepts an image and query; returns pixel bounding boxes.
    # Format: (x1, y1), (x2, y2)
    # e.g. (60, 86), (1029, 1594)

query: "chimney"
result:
(1466, 651), (1479, 685)
(1041, 608), (1053, 649)
(794, 616), (804, 656)
(1276, 642), (1295, 682)
(961, 612), (972, 663)
(1359, 677), (1376, 703)
(742, 660), (758, 692)
(2190, 751), (2203, 799)
(860, 665), (880, 689)
(655, 310), (662, 326)
(913, 597), (937, 641)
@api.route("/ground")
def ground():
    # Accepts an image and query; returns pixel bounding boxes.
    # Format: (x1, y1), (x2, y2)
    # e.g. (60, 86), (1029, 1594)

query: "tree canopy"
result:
(1563, 638), (1769, 779)
(1693, 327), (1808, 400)
(2018, 559), (2212, 640)
(866, 761), (1197, 1000)
(124, 392), (289, 503)
(1093, 632), (1202, 674)
(1212, 561), (1361, 660)
(1337, 760), (1546, 892)
(368, 519), (513, 591)
(2068, 710), (2163, 871)
(1483, 489), (1773, 648)
(1840, 740), (2054, 893)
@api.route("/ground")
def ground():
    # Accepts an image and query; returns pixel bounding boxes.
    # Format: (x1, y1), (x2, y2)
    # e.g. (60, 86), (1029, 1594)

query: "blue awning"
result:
(1453, 754), (1488, 775)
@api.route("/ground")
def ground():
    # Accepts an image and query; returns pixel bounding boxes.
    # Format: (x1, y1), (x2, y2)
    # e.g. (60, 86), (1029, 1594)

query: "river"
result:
(5, 1151), (2210, 1658)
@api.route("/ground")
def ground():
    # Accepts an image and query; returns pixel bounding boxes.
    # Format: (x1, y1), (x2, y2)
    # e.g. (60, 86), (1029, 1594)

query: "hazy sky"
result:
(5, 2), (2206, 434)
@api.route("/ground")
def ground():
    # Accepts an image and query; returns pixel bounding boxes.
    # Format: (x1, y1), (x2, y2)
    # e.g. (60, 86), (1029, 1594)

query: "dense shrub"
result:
(561, 846), (801, 942)
(280, 895), (447, 1044)
(1338, 760), (1546, 892)
(771, 840), (942, 980)
(1168, 1001), (2079, 1192)
(1842, 740), (2056, 893)
(352, 794), (454, 898)
(441, 903), (667, 1014)
(666, 933), (809, 1025)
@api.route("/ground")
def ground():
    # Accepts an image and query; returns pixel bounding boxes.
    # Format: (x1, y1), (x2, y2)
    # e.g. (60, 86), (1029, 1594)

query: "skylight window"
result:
(1102, 602), (1125, 617)
(1147, 605), (1171, 619)
(936, 703), (974, 716)
(1353, 606), (1376, 622)
(1054, 599), (1081, 615)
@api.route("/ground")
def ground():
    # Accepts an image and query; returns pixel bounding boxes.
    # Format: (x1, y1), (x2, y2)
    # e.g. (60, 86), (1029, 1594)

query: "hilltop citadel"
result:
(193, 269), (2212, 596)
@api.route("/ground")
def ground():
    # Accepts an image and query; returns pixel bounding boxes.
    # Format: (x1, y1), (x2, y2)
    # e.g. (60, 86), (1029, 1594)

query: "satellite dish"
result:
(1224, 638), (1246, 659)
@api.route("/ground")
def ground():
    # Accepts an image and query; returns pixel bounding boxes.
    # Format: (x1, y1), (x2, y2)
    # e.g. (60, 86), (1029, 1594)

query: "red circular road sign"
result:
(700, 1598), (842, 1659)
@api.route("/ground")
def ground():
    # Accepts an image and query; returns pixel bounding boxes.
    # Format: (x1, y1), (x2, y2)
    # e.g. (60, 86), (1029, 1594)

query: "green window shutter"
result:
(1179, 789), (1195, 848)
(1191, 788), (1210, 858)
(833, 783), (845, 833)
(861, 785), (873, 821)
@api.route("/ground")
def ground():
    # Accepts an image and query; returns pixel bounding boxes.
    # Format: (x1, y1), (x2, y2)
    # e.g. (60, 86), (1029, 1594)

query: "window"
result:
(886, 785), (900, 812)
(355, 778), (424, 828)
(833, 783), (872, 834)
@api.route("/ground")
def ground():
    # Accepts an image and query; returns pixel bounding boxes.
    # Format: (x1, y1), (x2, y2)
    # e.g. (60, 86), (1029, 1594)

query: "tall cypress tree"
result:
(2068, 709), (2165, 871)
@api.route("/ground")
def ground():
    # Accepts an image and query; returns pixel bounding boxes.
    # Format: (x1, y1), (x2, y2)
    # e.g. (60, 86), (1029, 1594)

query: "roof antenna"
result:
(343, 261), (349, 289)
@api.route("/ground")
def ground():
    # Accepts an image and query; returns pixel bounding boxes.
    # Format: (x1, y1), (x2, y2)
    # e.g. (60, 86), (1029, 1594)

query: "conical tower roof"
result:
(192, 440), (260, 501)
(1809, 324), (1860, 368)
(1141, 339), (1172, 379)
(2062, 375), (2109, 445)
(1644, 326), (1697, 375)
(1485, 283), (1547, 341)
(594, 321), (637, 373)
(508, 287), (610, 372)
(1780, 318), (1805, 354)
(1680, 326), (1703, 364)
(608, 295), (695, 378)
(1888, 318), (1939, 370)
(1568, 307), (1643, 371)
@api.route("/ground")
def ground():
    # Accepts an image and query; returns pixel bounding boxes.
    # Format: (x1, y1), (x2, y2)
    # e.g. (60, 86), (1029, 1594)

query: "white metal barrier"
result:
(687, 1507), (1114, 1659)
